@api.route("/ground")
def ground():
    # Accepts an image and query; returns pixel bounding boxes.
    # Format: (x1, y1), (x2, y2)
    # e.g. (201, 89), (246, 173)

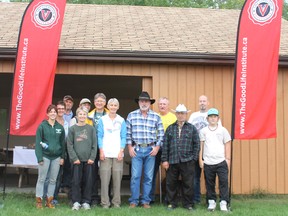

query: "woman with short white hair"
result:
(98, 98), (126, 208)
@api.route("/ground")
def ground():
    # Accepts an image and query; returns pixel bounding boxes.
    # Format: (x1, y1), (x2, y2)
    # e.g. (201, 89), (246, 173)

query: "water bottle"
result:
(40, 141), (48, 149)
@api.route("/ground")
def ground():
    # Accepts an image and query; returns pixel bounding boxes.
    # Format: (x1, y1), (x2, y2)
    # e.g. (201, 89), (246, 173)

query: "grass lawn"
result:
(0, 193), (288, 216)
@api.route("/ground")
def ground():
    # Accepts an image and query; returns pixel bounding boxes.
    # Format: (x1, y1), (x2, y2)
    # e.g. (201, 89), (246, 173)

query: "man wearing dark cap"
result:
(63, 95), (74, 124)
(61, 95), (74, 196)
(126, 91), (164, 208)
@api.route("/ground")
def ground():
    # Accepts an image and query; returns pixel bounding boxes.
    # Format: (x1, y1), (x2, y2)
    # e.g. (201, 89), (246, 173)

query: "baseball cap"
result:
(63, 95), (74, 102)
(79, 98), (91, 105)
(207, 108), (219, 116)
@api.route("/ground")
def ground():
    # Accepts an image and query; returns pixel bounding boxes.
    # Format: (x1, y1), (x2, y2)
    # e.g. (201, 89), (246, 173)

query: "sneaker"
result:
(51, 199), (58, 205)
(220, 200), (228, 211)
(207, 199), (216, 211)
(166, 204), (175, 210)
(72, 202), (81, 211)
(82, 203), (91, 210)
(186, 206), (194, 211)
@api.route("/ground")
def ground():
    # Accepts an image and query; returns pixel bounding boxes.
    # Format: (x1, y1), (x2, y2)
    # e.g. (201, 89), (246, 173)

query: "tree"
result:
(10, 0), (288, 20)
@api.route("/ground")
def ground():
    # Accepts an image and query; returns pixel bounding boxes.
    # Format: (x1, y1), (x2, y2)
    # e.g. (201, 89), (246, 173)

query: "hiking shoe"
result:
(82, 203), (91, 210)
(129, 203), (137, 208)
(72, 202), (81, 210)
(91, 199), (99, 207)
(142, 203), (151, 209)
(220, 200), (228, 211)
(207, 199), (216, 211)
(186, 206), (194, 211)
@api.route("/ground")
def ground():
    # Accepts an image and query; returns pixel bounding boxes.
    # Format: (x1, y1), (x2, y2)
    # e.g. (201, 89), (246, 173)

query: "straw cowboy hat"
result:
(172, 104), (191, 113)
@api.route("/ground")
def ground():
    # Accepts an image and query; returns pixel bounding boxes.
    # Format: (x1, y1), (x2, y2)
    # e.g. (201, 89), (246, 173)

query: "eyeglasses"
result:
(57, 108), (65, 110)
(95, 100), (105, 103)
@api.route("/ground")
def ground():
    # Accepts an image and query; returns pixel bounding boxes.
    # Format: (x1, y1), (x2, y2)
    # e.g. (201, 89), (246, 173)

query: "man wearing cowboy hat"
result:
(162, 104), (200, 211)
(126, 91), (164, 208)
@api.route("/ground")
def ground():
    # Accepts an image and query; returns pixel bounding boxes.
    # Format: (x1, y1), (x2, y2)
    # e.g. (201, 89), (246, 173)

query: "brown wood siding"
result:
(1, 60), (288, 194)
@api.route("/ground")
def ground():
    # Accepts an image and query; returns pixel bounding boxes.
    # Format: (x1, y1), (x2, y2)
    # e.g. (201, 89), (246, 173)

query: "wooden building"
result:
(0, 3), (288, 194)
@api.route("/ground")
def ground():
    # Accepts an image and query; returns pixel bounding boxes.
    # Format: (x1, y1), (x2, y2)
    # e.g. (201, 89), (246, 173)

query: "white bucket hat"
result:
(172, 104), (191, 113)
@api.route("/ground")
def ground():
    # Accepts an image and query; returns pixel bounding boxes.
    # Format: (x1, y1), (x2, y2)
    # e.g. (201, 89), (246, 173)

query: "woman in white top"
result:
(98, 98), (126, 208)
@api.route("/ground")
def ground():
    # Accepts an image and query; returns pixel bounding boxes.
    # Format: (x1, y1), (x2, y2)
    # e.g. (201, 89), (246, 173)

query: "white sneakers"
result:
(207, 200), (216, 211)
(72, 202), (81, 210)
(72, 202), (91, 210)
(82, 203), (91, 210)
(208, 200), (228, 211)
(220, 200), (228, 211)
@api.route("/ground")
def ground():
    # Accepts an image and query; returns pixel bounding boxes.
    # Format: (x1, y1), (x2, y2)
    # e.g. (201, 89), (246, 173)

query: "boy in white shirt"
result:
(199, 108), (231, 212)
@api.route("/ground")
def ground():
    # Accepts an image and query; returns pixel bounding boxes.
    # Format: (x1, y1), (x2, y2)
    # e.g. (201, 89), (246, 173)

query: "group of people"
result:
(34, 91), (231, 212)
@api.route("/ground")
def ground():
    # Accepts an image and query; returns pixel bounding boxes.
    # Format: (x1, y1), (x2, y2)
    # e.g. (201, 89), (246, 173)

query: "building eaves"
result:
(2, 48), (288, 66)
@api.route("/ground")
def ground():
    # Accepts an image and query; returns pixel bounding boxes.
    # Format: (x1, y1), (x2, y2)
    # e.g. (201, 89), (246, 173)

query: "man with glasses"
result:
(87, 93), (109, 206)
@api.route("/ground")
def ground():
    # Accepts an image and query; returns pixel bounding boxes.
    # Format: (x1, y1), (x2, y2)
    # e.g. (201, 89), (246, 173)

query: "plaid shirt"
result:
(161, 121), (200, 164)
(126, 109), (164, 146)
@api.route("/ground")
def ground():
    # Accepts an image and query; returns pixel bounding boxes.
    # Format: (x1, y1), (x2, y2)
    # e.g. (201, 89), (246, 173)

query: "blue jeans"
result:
(36, 157), (61, 198)
(129, 146), (155, 205)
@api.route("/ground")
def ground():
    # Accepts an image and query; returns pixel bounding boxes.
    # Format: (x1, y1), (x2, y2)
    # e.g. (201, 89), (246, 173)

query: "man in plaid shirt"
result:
(162, 104), (200, 211)
(127, 92), (164, 209)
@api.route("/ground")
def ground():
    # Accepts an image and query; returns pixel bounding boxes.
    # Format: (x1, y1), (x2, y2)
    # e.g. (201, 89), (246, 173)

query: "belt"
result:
(135, 143), (154, 148)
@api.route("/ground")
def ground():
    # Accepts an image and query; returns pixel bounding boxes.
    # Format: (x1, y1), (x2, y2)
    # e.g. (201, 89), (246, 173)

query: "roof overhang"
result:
(1, 48), (288, 66)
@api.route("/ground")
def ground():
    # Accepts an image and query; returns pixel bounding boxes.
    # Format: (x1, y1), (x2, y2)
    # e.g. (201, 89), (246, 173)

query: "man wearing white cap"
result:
(162, 104), (200, 211)
(70, 98), (92, 127)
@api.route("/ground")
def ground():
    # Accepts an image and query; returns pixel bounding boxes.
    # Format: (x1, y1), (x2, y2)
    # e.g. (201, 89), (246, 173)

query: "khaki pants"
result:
(99, 158), (123, 207)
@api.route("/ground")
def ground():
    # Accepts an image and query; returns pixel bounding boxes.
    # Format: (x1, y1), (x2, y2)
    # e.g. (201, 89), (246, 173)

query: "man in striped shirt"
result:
(127, 91), (164, 209)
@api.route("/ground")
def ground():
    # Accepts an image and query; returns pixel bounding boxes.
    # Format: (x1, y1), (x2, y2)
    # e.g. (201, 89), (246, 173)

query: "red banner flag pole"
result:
(9, 0), (66, 136)
(232, 0), (283, 140)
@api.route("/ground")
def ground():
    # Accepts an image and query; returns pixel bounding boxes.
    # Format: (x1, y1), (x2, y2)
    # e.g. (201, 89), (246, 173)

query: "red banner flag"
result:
(9, 0), (66, 135)
(232, 0), (283, 139)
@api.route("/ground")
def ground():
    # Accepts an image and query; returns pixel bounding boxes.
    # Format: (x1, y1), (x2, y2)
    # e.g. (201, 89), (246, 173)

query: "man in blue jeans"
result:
(126, 91), (164, 209)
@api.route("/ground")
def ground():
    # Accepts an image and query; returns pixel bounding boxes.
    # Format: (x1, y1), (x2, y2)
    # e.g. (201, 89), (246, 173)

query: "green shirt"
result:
(67, 124), (97, 162)
(35, 120), (65, 163)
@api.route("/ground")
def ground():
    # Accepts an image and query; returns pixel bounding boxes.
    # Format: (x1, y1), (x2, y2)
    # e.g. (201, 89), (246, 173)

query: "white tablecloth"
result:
(13, 148), (38, 166)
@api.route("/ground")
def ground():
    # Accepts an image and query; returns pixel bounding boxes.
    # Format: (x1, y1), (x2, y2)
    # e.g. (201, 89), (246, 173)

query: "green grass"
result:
(1, 193), (288, 216)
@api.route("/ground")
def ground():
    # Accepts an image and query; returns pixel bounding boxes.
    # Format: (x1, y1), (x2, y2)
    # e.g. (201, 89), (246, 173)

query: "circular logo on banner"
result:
(248, 0), (279, 26)
(31, 1), (60, 30)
